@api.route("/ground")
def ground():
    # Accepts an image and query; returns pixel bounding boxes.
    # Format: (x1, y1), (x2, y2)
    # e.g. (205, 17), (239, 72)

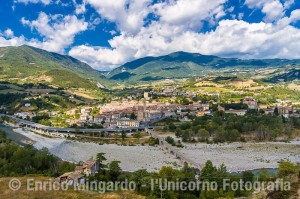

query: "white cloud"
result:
(284, 0), (295, 9)
(73, 0), (86, 15)
(245, 0), (295, 22)
(153, 0), (227, 30)
(69, 45), (128, 70)
(71, 0), (230, 69)
(4, 29), (14, 38)
(0, 36), (26, 47)
(86, 0), (152, 34)
(21, 12), (88, 53)
(9, 0), (300, 71)
(14, 0), (51, 5)
(277, 9), (300, 25)
(70, 19), (300, 70)
(0, 29), (25, 47)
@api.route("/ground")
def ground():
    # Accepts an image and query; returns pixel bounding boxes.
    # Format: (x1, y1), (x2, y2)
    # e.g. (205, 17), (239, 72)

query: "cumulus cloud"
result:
(277, 9), (300, 26)
(244, 0), (295, 22)
(70, 0), (229, 70)
(153, 0), (226, 30)
(21, 12), (88, 53)
(70, 18), (300, 70)
(69, 45), (128, 70)
(14, 0), (51, 5)
(0, 36), (26, 47)
(4, 29), (14, 38)
(86, 0), (152, 35)
(0, 29), (26, 47)
(7, 0), (300, 71)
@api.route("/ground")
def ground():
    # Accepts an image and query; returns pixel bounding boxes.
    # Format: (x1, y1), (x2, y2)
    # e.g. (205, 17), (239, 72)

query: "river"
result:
(0, 124), (285, 174)
(0, 124), (31, 146)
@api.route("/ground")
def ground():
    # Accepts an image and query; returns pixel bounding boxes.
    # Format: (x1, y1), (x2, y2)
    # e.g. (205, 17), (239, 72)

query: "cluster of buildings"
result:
(11, 92), (300, 129)
(64, 93), (214, 128)
(14, 112), (36, 119)
(57, 159), (99, 186)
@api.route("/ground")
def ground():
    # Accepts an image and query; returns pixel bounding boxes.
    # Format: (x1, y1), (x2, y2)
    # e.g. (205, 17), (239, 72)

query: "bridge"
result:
(146, 128), (201, 169)
(1, 114), (201, 169)
(0, 114), (162, 138)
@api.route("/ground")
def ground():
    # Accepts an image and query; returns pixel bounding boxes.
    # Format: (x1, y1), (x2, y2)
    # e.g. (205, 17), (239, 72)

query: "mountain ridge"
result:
(0, 45), (110, 89)
(107, 51), (300, 82)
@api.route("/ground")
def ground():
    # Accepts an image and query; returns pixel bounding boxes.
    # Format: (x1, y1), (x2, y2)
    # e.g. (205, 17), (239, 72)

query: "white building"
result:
(225, 109), (247, 116)
(116, 118), (140, 128)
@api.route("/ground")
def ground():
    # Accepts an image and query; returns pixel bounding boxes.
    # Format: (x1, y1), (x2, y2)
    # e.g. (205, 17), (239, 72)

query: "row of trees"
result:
(0, 130), (75, 177)
(167, 110), (300, 142)
(92, 152), (300, 199)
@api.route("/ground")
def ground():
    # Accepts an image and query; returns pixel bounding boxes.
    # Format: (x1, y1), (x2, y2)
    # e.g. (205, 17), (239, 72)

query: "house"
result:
(146, 110), (163, 120)
(74, 166), (83, 173)
(218, 105), (225, 111)
(196, 110), (210, 117)
(81, 107), (92, 115)
(94, 115), (105, 123)
(66, 109), (78, 115)
(74, 159), (99, 176)
(243, 96), (258, 109)
(14, 112), (36, 119)
(264, 108), (274, 115)
(116, 118), (140, 128)
(179, 116), (192, 122)
(83, 160), (99, 176)
(58, 172), (85, 186)
(164, 111), (176, 118)
(278, 106), (294, 114)
(201, 104), (210, 111)
(80, 114), (89, 121)
(225, 109), (247, 116)
(144, 92), (149, 99)
(24, 103), (31, 107)
(48, 111), (59, 117)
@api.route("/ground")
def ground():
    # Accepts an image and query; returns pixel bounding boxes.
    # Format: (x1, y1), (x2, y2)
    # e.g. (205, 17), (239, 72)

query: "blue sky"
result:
(0, 0), (300, 70)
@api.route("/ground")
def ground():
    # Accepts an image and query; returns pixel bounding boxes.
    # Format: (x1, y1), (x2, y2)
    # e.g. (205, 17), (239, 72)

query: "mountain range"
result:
(1, 46), (300, 88)
(107, 51), (300, 82)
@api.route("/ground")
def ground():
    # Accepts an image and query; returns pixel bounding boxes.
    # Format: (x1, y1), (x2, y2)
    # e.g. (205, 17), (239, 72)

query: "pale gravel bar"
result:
(13, 128), (300, 172)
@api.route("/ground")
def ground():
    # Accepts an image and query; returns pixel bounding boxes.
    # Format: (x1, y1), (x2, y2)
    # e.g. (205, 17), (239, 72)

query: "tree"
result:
(278, 161), (298, 178)
(159, 166), (179, 180)
(225, 129), (240, 142)
(274, 107), (279, 116)
(121, 131), (126, 141)
(165, 136), (175, 145)
(130, 112), (137, 120)
(242, 171), (254, 183)
(96, 153), (107, 169)
(201, 160), (217, 181)
(199, 129), (210, 141)
(130, 169), (150, 193)
(168, 122), (177, 131)
(107, 161), (121, 181)
(133, 131), (142, 143)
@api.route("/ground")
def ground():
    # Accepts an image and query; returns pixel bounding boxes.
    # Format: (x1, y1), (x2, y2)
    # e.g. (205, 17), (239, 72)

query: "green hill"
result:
(0, 45), (109, 89)
(265, 69), (300, 83)
(107, 51), (300, 82)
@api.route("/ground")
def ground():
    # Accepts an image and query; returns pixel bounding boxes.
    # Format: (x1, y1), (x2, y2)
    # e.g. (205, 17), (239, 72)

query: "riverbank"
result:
(13, 127), (181, 172)
(2, 123), (299, 172)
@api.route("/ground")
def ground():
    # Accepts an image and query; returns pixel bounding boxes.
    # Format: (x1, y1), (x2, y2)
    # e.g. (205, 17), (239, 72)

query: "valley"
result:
(1, 46), (300, 199)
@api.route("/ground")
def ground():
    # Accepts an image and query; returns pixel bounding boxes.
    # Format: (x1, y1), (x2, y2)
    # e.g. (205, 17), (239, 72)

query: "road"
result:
(0, 114), (162, 134)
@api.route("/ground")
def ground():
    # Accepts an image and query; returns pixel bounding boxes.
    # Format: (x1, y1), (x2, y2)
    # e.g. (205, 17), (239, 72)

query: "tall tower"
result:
(143, 98), (147, 119)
